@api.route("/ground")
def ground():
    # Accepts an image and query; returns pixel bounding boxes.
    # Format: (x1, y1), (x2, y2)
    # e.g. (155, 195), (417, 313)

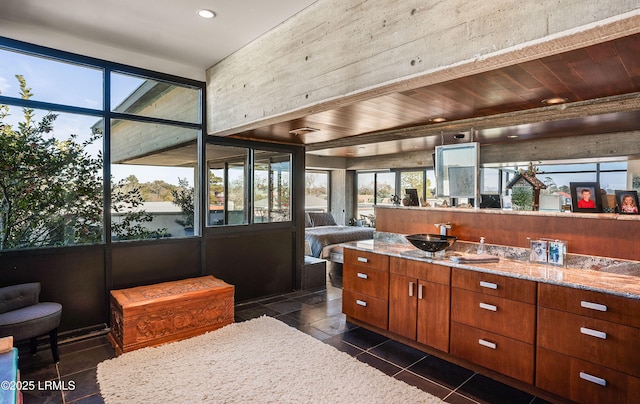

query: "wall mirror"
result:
(435, 142), (479, 200)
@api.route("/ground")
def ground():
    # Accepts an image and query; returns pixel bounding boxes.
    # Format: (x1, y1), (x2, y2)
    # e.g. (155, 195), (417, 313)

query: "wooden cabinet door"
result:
(537, 347), (640, 403)
(388, 273), (417, 340)
(451, 288), (536, 344)
(342, 289), (389, 330)
(343, 265), (389, 300)
(451, 322), (534, 384)
(538, 307), (640, 377)
(417, 281), (450, 352)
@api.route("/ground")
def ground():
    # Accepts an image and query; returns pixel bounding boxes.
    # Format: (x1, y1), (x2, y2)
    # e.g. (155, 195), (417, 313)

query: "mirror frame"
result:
(435, 142), (479, 200)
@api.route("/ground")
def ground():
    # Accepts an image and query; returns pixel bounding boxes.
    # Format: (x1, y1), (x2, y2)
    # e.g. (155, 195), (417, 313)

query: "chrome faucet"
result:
(434, 222), (452, 236)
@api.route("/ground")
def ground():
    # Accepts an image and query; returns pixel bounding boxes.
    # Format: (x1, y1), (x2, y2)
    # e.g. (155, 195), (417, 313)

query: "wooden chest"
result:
(108, 276), (234, 355)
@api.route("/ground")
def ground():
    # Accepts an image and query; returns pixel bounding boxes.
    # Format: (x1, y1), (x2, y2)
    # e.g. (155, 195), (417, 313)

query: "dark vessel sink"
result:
(406, 234), (457, 255)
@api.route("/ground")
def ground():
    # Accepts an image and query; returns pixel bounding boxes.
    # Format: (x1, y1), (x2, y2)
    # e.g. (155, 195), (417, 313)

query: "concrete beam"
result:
(480, 130), (640, 166)
(206, 0), (640, 136)
(345, 130), (640, 170)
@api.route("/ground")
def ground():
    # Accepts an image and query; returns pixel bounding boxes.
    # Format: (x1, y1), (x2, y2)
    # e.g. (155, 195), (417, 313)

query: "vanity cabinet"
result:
(449, 268), (537, 383)
(342, 249), (390, 330)
(536, 283), (640, 402)
(341, 244), (640, 403)
(388, 257), (451, 352)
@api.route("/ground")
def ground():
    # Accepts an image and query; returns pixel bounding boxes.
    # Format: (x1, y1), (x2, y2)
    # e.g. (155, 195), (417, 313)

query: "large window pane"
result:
(0, 49), (102, 109)
(357, 173), (375, 217)
(480, 168), (501, 194)
(111, 73), (200, 123)
(0, 106), (103, 250)
(305, 171), (329, 212)
(110, 119), (197, 240)
(401, 171), (424, 200)
(254, 151), (291, 223)
(207, 145), (248, 226)
(426, 170), (436, 198)
(376, 172), (395, 205)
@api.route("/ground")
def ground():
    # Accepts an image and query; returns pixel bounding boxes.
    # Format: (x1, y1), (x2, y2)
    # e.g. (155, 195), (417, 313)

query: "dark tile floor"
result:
(16, 270), (552, 404)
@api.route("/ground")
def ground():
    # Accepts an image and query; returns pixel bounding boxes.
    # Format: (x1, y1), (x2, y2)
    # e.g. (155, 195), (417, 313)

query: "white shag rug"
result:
(97, 316), (441, 403)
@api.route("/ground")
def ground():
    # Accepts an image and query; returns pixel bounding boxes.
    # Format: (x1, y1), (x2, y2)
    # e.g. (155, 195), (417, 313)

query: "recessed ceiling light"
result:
(542, 97), (567, 105)
(507, 135), (519, 139)
(197, 9), (216, 19)
(430, 117), (447, 123)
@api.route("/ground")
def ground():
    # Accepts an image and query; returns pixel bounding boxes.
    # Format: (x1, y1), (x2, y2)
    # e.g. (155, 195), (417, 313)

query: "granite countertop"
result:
(342, 234), (640, 300)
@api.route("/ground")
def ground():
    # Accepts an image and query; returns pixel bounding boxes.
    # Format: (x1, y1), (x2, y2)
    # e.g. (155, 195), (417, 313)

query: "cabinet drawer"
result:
(344, 249), (389, 272)
(451, 268), (536, 304)
(536, 347), (640, 403)
(451, 288), (536, 344)
(450, 322), (534, 384)
(342, 289), (388, 330)
(538, 307), (640, 377)
(343, 266), (389, 300)
(389, 257), (451, 285)
(539, 283), (640, 328)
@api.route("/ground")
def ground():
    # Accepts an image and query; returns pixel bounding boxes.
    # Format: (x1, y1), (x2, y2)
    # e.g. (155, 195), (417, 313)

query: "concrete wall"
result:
(206, 0), (640, 136)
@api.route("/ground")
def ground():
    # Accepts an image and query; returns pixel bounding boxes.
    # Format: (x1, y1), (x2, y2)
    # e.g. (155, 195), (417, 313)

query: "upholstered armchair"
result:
(0, 283), (62, 363)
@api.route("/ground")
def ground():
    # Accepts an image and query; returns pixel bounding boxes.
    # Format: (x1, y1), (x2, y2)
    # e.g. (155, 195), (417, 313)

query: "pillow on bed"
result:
(308, 212), (337, 226)
(304, 212), (313, 228)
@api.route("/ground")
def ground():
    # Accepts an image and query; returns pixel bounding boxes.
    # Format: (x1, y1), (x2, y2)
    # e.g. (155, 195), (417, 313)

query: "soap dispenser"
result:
(477, 237), (486, 254)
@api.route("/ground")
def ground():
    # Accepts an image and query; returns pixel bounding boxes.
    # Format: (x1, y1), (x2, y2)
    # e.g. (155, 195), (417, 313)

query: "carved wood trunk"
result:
(108, 276), (234, 355)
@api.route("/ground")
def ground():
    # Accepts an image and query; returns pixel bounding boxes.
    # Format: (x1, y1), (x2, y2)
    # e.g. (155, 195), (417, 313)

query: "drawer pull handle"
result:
(418, 284), (424, 300)
(356, 299), (367, 307)
(357, 272), (368, 279)
(581, 301), (607, 312)
(478, 339), (496, 349)
(409, 282), (414, 297)
(579, 372), (606, 386)
(357, 257), (369, 263)
(479, 281), (498, 290)
(580, 327), (607, 340)
(479, 302), (497, 312)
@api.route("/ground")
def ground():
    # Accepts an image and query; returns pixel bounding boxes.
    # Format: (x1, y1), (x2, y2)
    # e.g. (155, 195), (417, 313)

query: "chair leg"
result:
(49, 328), (59, 363)
(30, 337), (38, 355)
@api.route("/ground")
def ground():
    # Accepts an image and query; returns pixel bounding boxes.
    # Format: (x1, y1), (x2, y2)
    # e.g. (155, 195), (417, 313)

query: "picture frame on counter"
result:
(529, 238), (568, 267)
(614, 190), (639, 214)
(529, 239), (548, 263)
(569, 182), (603, 213)
(547, 239), (567, 267)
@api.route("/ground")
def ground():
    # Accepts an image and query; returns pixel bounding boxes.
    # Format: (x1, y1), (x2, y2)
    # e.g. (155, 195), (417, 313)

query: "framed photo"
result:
(529, 239), (548, 263)
(405, 188), (419, 206)
(570, 182), (603, 213)
(547, 240), (567, 267)
(615, 190), (639, 214)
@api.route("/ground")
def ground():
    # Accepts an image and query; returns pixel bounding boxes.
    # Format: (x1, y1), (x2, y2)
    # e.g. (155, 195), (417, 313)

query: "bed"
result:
(304, 212), (374, 260)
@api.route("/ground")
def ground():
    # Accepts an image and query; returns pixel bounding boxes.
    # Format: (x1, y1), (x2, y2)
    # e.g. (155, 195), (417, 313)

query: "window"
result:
(305, 171), (329, 212)
(357, 173), (375, 217)
(376, 172), (395, 205)
(480, 168), (501, 194)
(207, 145), (249, 226)
(206, 143), (292, 226)
(357, 169), (435, 216)
(0, 51), (104, 250)
(0, 40), (204, 250)
(254, 151), (291, 223)
(109, 71), (201, 239)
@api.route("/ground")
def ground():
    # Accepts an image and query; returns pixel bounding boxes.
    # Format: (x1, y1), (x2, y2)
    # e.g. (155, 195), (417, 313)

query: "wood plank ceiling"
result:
(229, 33), (640, 158)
